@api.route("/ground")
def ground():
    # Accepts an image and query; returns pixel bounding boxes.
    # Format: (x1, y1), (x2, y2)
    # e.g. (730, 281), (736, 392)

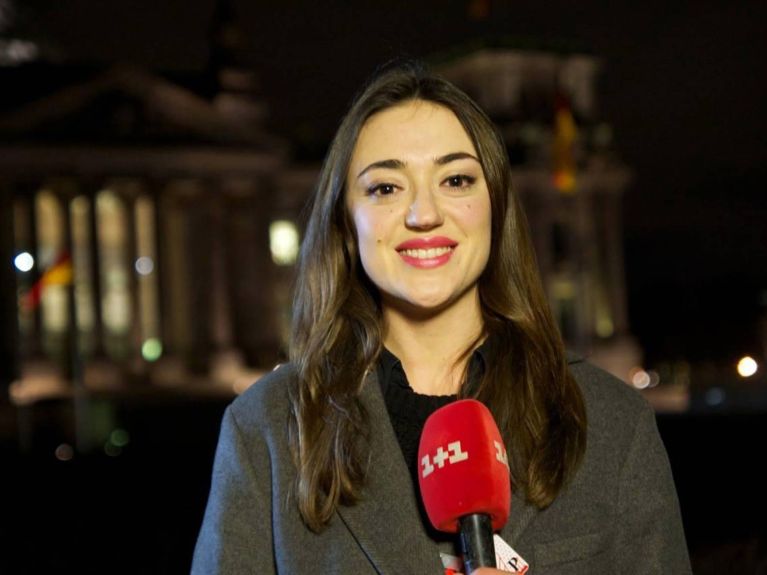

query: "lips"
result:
(395, 236), (457, 251)
(396, 236), (457, 268)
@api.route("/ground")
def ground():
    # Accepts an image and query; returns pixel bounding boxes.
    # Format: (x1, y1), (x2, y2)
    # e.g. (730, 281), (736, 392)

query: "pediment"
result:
(0, 65), (278, 148)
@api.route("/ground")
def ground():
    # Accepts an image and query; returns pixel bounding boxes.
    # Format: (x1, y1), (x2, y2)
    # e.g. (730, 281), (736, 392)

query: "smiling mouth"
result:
(397, 246), (455, 259)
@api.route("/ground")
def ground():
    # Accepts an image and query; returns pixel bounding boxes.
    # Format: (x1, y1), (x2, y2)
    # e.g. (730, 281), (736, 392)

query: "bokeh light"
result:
(13, 251), (34, 272)
(269, 220), (299, 265)
(110, 429), (130, 447)
(141, 338), (163, 362)
(629, 367), (651, 389)
(705, 387), (726, 406)
(736, 356), (758, 378)
(135, 256), (154, 275)
(55, 443), (74, 461)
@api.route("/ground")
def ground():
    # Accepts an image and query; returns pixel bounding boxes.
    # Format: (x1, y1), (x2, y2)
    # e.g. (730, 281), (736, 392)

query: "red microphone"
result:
(418, 399), (510, 573)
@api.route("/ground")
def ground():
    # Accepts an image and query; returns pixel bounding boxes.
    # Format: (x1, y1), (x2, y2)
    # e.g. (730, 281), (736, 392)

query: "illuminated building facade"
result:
(440, 49), (641, 379)
(0, 65), (317, 399)
(0, 0), (322, 401)
(0, 44), (640, 399)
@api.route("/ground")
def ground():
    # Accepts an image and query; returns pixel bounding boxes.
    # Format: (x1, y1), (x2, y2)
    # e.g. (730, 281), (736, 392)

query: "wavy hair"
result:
(289, 62), (586, 532)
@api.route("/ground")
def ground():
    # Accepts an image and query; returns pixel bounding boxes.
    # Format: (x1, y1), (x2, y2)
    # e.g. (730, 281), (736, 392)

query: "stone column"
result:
(147, 178), (167, 349)
(80, 180), (106, 359)
(208, 182), (233, 352)
(54, 179), (83, 387)
(119, 182), (144, 377)
(186, 182), (216, 374)
(158, 181), (190, 362)
(160, 179), (215, 375)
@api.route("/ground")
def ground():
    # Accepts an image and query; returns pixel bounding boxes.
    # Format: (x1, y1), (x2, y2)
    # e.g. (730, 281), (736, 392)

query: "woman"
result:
(192, 63), (691, 574)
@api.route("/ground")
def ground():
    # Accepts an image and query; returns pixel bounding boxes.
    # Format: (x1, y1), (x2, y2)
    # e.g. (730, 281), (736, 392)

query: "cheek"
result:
(460, 200), (492, 230)
(355, 208), (395, 241)
(352, 209), (388, 262)
(351, 209), (374, 243)
(465, 200), (493, 255)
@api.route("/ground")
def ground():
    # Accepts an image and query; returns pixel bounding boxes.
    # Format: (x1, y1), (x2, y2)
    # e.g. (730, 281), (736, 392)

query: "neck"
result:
(382, 289), (484, 395)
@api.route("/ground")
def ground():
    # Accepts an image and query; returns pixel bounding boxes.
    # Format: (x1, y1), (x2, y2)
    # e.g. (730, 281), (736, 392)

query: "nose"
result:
(405, 188), (443, 230)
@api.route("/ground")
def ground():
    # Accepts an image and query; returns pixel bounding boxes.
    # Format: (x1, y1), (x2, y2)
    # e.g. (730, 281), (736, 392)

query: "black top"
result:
(376, 344), (488, 542)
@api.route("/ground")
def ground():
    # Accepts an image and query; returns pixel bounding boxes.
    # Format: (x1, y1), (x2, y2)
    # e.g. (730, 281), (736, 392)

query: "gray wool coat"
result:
(191, 355), (691, 574)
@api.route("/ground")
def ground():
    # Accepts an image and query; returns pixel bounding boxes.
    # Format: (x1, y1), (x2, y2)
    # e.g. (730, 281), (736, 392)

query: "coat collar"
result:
(335, 370), (540, 573)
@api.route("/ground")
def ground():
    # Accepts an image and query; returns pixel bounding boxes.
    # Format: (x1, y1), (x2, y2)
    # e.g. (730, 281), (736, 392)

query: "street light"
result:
(736, 356), (758, 378)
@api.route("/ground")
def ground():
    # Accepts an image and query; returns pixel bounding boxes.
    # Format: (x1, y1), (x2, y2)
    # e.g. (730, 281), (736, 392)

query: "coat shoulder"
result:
(566, 354), (653, 435)
(228, 362), (296, 433)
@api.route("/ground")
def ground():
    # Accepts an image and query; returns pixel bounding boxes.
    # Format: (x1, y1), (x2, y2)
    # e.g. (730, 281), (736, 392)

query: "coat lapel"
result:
(501, 485), (539, 547)
(338, 374), (443, 575)
(499, 353), (583, 546)
(336, 372), (445, 574)
(335, 370), (545, 572)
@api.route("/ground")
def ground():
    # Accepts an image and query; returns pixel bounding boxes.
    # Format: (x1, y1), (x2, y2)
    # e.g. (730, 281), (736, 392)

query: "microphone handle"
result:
(459, 513), (495, 573)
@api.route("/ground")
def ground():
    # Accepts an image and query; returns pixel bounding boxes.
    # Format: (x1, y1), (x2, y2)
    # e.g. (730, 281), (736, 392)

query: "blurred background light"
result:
(737, 356), (758, 378)
(110, 429), (130, 448)
(269, 220), (299, 265)
(134, 256), (154, 276)
(141, 338), (162, 362)
(13, 251), (34, 272)
(629, 367), (651, 389)
(54, 443), (74, 462)
(0, 39), (39, 66)
(705, 387), (726, 406)
(595, 315), (614, 338)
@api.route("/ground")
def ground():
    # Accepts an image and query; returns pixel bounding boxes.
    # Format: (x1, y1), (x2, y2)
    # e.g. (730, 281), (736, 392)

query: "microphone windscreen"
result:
(417, 399), (510, 533)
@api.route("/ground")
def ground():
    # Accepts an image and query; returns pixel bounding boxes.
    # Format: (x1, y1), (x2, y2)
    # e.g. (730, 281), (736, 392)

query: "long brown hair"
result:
(289, 62), (586, 532)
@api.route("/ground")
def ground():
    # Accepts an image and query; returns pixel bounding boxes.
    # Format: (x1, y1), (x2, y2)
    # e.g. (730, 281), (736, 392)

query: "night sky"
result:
(6, 0), (767, 365)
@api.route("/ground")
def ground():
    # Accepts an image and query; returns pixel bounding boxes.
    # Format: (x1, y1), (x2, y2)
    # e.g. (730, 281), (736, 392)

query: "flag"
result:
(552, 93), (578, 194)
(23, 250), (73, 310)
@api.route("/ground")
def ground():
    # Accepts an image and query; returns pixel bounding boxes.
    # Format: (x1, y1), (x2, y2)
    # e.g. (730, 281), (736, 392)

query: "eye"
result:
(367, 183), (398, 196)
(443, 175), (476, 188)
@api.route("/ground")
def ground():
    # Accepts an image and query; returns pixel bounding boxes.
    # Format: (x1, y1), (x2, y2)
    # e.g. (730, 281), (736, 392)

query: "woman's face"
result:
(345, 100), (492, 316)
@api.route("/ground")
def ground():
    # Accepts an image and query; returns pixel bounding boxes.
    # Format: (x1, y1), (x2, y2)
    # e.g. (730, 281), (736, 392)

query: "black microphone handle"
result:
(459, 513), (495, 573)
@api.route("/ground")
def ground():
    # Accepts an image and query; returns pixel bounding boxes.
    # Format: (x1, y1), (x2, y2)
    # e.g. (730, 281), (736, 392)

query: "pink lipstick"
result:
(396, 236), (457, 269)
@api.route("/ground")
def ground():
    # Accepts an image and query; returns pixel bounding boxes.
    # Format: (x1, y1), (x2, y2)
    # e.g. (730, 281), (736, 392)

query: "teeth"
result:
(400, 246), (453, 259)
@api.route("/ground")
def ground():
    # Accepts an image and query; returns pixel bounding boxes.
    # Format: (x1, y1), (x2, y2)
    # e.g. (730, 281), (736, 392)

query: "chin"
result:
(392, 293), (456, 316)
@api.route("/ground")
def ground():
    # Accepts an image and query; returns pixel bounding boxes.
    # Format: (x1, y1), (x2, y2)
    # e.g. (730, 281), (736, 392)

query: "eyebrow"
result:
(355, 151), (480, 180)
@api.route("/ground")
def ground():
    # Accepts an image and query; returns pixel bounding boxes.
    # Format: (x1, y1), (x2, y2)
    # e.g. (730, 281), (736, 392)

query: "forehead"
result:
(351, 100), (477, 163)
